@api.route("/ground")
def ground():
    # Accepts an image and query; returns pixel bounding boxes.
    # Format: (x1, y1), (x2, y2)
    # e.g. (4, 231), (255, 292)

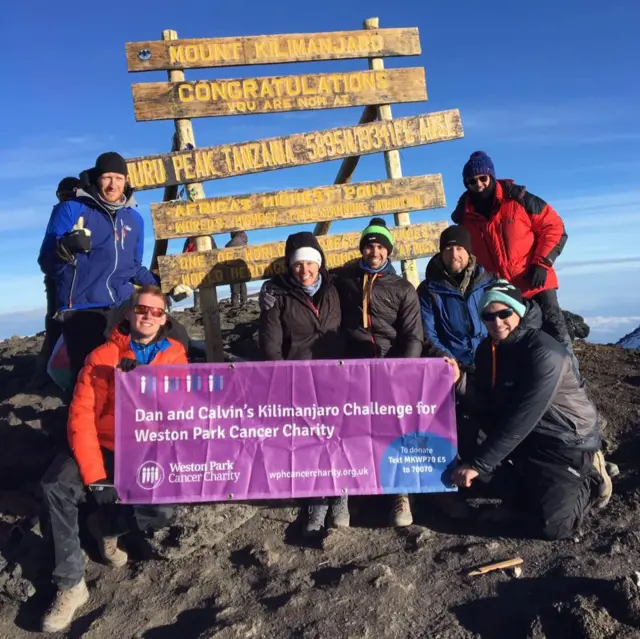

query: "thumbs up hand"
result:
(71, 216), (92, 237)
(58, 215), (92, 257)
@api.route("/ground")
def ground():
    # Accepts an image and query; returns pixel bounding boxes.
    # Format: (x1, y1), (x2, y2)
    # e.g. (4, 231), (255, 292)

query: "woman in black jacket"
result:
(452, 280), (611, 540)
(259, 232), (347, 536)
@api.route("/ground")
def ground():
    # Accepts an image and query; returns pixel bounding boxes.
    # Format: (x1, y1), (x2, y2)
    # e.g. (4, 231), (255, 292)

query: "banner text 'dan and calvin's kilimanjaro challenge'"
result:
(115, 359), (457, 504)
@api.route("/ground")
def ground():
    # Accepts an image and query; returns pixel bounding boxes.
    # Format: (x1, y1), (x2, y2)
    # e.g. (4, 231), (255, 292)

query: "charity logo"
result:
(139, 374), (223, 394)
(136, 461), (165, 490)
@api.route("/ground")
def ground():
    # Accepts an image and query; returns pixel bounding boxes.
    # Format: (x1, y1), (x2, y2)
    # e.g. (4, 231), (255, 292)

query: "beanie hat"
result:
(462, 151), (496, 185)
(439, 225), (472, 254)
(359, 217), (394, 254)
(94, 152), (128, 178)
(479, 279), (527, 318)
(285, 232), (325, 269)
(56, 176), (80, 193)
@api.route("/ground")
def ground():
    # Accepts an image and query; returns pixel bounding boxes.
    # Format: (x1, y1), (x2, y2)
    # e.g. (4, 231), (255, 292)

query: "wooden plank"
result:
(126, 109), (463, 191)
(160, 28), (224, 363)
(365, 16), (419, 287)
(152, 174), (445, 240)
(132, 68), (426, 122)
(157, 221), (447, 290)
(126, 28), (421, 72)
(314, 105), (377, 236)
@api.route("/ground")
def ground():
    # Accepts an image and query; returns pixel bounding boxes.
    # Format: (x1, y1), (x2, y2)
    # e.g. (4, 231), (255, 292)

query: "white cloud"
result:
(585, 316), (640, 331)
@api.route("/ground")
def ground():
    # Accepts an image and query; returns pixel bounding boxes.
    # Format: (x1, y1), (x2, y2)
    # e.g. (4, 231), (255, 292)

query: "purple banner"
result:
(115, 359), (457, 504)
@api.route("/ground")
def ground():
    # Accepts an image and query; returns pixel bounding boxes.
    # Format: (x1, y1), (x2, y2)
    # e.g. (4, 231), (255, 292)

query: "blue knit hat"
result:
(463, 151), (496, 185)
(479, 279), (527, 318)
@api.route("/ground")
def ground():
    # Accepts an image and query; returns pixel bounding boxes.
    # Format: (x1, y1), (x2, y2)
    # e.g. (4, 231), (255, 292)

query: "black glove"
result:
(119, 357), (138, 372)
(258, 284), (278, 312)
(528, 265), (548, 288)
(89, 480), (119, 505)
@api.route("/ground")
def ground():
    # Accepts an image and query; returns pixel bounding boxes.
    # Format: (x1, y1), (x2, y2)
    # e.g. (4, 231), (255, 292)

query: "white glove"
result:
(170, 284), (194, 302)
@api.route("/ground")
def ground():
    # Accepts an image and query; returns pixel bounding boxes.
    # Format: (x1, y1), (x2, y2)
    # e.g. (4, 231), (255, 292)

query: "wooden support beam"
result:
(365, 16), (419, 288)
(162, 29), (223, 362)
(313, 105), (377, 236)
(150, 132), (179, 272)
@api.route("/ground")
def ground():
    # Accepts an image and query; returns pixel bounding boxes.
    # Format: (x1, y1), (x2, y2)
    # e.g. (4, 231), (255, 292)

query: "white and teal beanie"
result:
(479, 280), (527, 318)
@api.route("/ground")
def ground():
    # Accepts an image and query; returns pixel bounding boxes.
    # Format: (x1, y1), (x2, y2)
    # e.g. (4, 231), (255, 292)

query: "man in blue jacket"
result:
(38, 152), (159, 380)
(418, 225), (495, 371)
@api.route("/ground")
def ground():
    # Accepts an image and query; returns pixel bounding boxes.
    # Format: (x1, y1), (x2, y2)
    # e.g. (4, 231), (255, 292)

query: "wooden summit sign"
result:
(158, 221), (447, 290)
(151, 175), (445, 239)
(126, 109), (462, 190)
(126, 28), (420, 72)
(132, 68), (426, 121)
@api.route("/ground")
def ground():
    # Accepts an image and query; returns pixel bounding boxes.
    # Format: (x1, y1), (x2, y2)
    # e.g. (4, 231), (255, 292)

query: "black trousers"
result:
(41, 450), (174, 590)
(481, 443), (595, 541)
(61, 309), (111, 381)
(532, 289), (580, 378)
(230, 283), (248, 308)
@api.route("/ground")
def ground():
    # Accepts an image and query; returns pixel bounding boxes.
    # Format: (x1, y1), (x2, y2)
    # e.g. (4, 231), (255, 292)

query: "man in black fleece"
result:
(452, 280), (611, 540)
(333, 218), (423, 527)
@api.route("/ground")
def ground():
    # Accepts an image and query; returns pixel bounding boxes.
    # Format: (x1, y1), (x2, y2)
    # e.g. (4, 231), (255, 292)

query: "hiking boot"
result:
(41, 579), (89, 633)
(592, 450), (613, 509)
(390, 494), (413, 527)
(87, 513), (128, 567)
(304, 501), (329, 537)
(329, 495), (350, 528)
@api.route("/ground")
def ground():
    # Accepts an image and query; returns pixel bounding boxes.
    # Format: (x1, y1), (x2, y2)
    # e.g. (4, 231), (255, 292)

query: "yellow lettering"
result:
(228, 81), (243, 100)
(375, 71), (389, 90)
(253, 40), (268, 59)
(210, 82), (227, 101)
(243, 79), (258, 99)
(184, 45), (199, 63)
(168, 46), (183, 65)
(172, 156), (185, 182)
(182, 156), (195, 180)
(177, 84), (193, 102)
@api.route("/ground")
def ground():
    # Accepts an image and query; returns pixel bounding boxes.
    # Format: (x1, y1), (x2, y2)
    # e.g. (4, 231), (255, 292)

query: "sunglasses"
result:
(481, 308), (515, 323)
(134, 304), (165, 318)
(467, 175), (491, 186)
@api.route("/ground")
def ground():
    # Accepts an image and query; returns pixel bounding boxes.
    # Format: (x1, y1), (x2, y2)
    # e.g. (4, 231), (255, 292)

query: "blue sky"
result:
(1, 0), (638, 343)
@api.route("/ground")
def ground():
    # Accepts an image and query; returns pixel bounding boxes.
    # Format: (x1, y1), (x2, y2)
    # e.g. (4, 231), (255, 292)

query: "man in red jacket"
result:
(451, 151), (576, 372)
(40, 285), (188, 633)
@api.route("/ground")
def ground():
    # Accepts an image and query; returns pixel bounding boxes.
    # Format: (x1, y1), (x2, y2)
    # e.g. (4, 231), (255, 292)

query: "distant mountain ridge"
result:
(617, 324), (640, 349)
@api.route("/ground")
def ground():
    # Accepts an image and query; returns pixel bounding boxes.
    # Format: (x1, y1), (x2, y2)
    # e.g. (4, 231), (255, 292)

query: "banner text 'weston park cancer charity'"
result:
(115, 359), (457, 504)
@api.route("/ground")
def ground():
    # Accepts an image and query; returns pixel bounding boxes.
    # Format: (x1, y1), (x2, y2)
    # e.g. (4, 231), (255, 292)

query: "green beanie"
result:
(359, 217), (393, 254)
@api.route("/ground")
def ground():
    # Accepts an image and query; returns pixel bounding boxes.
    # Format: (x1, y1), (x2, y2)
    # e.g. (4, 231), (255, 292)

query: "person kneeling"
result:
(451, 280), (611, 541)
(40, 285), (188, 633)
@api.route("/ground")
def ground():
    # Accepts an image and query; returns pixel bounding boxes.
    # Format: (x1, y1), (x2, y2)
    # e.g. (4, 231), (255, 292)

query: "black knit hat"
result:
(439, 225), (472, 254)
(284, 232), (325, 269)
(359, 217), (394, 253)
(94, 152), (128, 178)
(56, 176), (80, 194)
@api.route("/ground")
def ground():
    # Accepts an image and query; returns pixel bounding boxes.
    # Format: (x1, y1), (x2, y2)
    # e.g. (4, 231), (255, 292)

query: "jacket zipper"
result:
(69, 260), (78, 308)
(104, 215), (118, 304)
(491, 343), (497, 388)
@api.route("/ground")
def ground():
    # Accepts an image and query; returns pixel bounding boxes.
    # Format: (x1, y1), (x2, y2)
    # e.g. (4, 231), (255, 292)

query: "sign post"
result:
(125, 19), (464, 360)
(365, 16), (419, 287)
(161, 29), (223, 362)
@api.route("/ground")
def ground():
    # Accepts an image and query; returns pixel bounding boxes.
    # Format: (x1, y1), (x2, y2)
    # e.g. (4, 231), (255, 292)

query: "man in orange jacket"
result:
(40, 285), (188, 633)
(452, 151), (578, 374)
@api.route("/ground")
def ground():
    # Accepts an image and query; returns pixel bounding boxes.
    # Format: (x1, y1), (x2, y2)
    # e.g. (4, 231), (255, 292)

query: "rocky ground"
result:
(0, 301), (639, 638)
